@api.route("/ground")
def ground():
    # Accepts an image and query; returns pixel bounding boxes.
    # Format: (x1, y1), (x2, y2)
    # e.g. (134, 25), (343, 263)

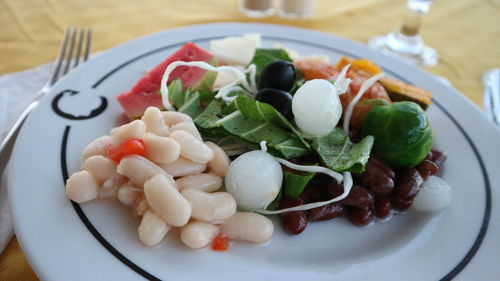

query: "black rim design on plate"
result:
(52, 89), (108, 120)
(58, 35), (491, 281)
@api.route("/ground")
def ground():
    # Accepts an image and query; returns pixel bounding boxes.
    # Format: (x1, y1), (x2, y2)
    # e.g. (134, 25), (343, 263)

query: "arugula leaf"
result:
(233, 96), (311, 150)
(194, 100), (226, 129)
(218, 110), (309, 159)
(312, 128), (374, 172)
(249, 48), (293, 76)
(283, 171), (316, 198)
(167, 79), (216, 119)
(194, 100), (309, 159)
(168, 79), (184, 106)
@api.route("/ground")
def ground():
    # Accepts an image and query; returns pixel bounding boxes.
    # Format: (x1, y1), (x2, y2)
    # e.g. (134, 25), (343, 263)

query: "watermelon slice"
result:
(117, 42), (216, 118)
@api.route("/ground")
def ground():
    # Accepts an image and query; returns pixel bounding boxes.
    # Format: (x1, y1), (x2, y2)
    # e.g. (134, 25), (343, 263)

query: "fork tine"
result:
(48, 28), (71, 86)
(84, 28), (92, 61)
(62, 28), (77, 76)
(73, 29), (85, 68)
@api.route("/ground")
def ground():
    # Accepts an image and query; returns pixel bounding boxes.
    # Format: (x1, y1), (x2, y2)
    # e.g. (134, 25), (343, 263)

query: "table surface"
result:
(1, 0), (499, 279)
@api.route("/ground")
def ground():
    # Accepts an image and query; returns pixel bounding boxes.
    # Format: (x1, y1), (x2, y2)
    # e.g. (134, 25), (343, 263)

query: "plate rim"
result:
(9, 22), (499, 281)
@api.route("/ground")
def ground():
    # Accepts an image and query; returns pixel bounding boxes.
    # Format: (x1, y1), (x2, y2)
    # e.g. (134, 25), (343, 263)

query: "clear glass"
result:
(368, 0), (438, 67)
(278, 0), (316, 19)
(238, 0), (275, 18)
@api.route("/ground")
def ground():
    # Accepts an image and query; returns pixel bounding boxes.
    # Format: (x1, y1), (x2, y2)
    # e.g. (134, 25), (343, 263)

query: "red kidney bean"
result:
(341, 185), (373, 208)
(279, 196), (308, 235)
(348, 206), (374, 226)
(394, 168), (424, 200)
(415, 159), (439, 179)
(324, 180), (345, 199)
(374, 195), (391, 218)
(360, 156), (395, 195)
(300, 184), (323, 203)
(391, 195), (413, 211)
(425, 150), (433, 161)
(430, 149), (447, 168)
(307, 203), (344, 221)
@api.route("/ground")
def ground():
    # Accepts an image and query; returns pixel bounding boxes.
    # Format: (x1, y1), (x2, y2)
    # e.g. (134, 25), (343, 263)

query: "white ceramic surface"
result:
(8, 23), (500, 281)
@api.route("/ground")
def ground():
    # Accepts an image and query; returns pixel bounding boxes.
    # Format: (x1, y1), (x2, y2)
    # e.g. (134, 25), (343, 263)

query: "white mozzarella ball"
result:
(224, 151), (282, 211)
(292, 79), (342, 136)
(412, 176), (451, 212)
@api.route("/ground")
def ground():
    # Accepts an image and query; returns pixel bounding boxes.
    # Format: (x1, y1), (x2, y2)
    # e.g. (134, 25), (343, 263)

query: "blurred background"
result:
(0, 0), (499, 105)
(0, 0), (499, 279)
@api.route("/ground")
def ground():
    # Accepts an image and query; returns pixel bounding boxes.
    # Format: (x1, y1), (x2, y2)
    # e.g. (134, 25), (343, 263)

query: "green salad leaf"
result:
(249, 48), (293, 77)
(283, 171), (316, 198)
(195, 99), (309, 159)
(233, 96), (311, 150)
(168, 79), (216, 119)
(312, 128), (374, 173)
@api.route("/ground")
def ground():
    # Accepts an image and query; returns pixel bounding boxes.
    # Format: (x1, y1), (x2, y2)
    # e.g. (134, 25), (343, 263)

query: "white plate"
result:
(9, 23), (500, 281)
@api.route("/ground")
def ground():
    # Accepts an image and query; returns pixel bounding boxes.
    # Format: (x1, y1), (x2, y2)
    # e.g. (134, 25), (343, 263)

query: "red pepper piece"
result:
(107, 138), (146, 162)
(212, 234), (229, 251)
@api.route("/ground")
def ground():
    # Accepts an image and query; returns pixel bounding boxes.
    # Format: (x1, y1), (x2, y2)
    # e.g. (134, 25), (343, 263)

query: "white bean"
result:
(138, 210), (171, 246)
(82, 135), (116, 160)
(176, 173), (222, 192)
(169, 130), (213, 164)
(117, 155), (174, 187)
(143, 133), (181, 164)
(83, 155), (123, 181)
(134, 195), (149, 217)
(180, 221), (219, 249)
(181, 189), (236, 224)
(141, 107), (170, 136)
(221, 212), (273, 243)
(171, 121), (202, 141)
(110, 120), (146, 143)
(117, 181), (142, 207)
(144, 174), (191, 227)
(99, 179), (122, 198)
(162, 111), (192, 127)
(205, 141), (230, 177)
(66, 170), (99, 203)
(161, 157), (207, 177)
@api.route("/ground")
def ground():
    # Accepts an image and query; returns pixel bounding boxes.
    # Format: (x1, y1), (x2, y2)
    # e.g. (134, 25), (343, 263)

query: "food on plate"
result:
(362, 101), (433, 167)
(65, 34), (450, 252)
(117, 42), (216, 118)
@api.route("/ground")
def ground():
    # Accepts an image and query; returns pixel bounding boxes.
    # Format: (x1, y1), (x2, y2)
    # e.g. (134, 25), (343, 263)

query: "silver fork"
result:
(0, 28), (92, 175)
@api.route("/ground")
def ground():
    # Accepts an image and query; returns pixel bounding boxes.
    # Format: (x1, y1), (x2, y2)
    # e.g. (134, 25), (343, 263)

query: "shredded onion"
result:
(334, 64), (352, 95)
(257, 72), (384, 215)
(342, 73), (385, 133)
(160, 61), (257, 110)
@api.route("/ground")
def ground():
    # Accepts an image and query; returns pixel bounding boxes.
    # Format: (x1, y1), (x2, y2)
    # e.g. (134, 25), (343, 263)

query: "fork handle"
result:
(0, 100), (40, 176)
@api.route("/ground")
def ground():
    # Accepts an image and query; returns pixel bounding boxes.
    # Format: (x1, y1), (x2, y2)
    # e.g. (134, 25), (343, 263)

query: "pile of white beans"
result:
(65, 107), (273, 249)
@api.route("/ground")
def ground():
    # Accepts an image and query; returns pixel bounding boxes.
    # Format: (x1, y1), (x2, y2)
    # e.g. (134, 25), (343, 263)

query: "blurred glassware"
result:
(238, 0), (275, 17)
(278, 0), (316, 19)
(483, 68), (500, 126)
(368, 0), (438, 67)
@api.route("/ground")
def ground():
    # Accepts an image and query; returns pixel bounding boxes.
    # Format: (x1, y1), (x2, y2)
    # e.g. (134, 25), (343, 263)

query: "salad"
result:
(65, 34), (451, 251)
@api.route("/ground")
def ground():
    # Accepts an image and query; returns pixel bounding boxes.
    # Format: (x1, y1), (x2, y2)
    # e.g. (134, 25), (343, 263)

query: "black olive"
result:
(258, 60), (296, 92)
(255, 88), (293, 119)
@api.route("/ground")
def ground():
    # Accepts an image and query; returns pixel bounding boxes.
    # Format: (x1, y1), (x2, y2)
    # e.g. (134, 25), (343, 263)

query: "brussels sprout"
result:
(362, 101), (433, 167)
